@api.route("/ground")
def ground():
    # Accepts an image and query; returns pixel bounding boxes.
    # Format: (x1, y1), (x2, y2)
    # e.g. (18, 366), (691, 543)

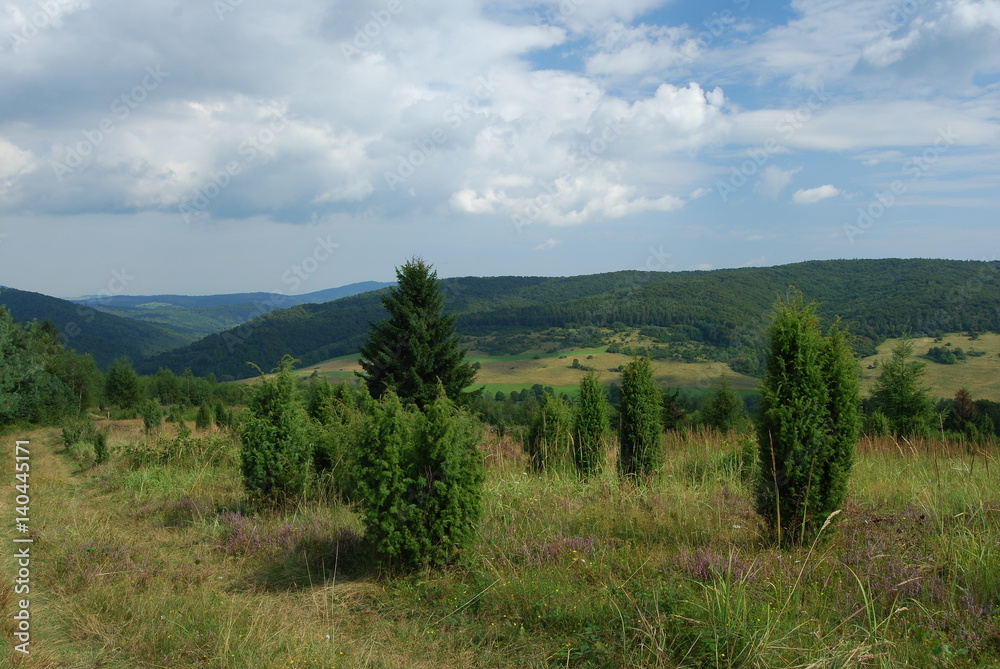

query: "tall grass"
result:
(7, 421), (999, 667)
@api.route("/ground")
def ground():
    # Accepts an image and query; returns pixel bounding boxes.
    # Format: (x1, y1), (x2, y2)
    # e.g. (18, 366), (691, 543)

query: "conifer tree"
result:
(237, 356), (312, 499)
(354, 392), (418, 566)
(701, 377), (747, 433)
(412, 395), (485, 566)
(195, 403), (214, 430)
(755, 294), (861, 544)
(618, 357), (663, 478)
(104, 356), (143, 411)
(526, 393), (574, 471)
(358, 258), (476, 409)
(871, 340), (934, 437)
(574, 372), (609, 475)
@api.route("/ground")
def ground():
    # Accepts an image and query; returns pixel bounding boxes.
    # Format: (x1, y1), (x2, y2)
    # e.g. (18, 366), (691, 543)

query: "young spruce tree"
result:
(358, 258), (476, 409)
(870, 339), (934, 438)
(756, 294), (861, 544)
(618, 357), (663, 478)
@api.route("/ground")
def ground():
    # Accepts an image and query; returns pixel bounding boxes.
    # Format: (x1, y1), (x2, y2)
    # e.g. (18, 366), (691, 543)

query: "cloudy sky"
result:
(1, 0), (998, 297)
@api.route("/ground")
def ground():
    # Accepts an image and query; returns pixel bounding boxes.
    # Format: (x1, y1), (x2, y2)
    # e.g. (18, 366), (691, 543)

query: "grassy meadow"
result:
(861, 333), (1000, 402)
(296, 348), (758, 399)
(4, 418), (999, 667)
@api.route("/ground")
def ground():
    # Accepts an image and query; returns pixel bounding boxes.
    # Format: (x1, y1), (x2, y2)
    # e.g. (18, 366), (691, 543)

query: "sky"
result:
(1, 0), (998, 298)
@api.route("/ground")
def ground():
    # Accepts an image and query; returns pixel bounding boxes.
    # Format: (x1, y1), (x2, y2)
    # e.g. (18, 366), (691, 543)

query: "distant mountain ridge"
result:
(64, 281), (396, 344)
(69, 281), (393, 309)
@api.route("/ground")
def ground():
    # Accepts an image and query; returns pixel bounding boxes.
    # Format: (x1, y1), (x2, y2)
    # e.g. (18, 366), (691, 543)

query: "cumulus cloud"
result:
(534, 238), (560, 250)
(792, 184), (840, 204)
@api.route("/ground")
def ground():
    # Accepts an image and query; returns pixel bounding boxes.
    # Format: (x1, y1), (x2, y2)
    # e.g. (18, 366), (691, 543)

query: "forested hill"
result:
(137, 258), (1000, 380)
(0, 287), (189, 368)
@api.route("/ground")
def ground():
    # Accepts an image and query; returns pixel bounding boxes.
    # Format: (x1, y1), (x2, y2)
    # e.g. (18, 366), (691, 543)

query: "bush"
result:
(574, 372), (609, 476)
(195, 404), (213, 430)
(237, 357), (312, 500)
(355, 392), (485, 570)
(755, 295), (861, 545)
(863, 410), (891, 437)
(700, 377), (748, 433)
(525, 394), (574, 472)
(60, 417), (109, 465)
(618, 358), (663, 478)
(141, 399), (163, 434)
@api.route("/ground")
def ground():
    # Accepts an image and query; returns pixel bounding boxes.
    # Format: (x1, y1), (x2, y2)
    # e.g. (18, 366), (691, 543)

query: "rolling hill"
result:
(0, 287), (189, 368)
(138, 258), (1000, 381)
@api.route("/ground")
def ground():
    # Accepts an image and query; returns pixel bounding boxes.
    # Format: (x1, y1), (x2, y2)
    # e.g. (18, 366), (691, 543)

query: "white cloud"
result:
(534, 238), (560, 250)
(586, 22), (700, 79)
(792, 184), (840, 203)
(754, 166), (800, 199)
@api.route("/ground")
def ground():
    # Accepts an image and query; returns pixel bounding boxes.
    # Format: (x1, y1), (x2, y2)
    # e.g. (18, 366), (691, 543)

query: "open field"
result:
(296, 348), (759, 396)
(861, 332), (1000, 402)
(4, 420), (999, 667)
(298, 332), (1000, 403)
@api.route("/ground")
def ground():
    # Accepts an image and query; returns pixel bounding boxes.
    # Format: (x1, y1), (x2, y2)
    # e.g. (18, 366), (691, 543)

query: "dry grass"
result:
(2, 421), (998, 667)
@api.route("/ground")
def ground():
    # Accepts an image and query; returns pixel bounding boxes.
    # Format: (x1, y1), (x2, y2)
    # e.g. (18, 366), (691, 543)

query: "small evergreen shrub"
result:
(618, 357), (663, 478)
(195, 403), (213, 430)
(525, 394), (574, 471)
(237, 357), (312, 500)
(574, 372), (609, 476)
(755, 294), (861, 545)
(354, 392), (484, 570)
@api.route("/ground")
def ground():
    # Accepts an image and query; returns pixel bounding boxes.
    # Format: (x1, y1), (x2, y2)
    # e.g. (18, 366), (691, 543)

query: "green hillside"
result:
(0, 287), (189, 368)
(139, 258), (1000, 381)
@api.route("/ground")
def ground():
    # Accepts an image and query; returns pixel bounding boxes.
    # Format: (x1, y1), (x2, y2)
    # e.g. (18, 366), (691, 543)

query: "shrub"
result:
(755, 295), (861, 545)
(237, 357), (312, 500)
(700, 377), (748, 433)
(411, 396), (485, 567)
(141, 399), (163, 434)
(354, 392), (485, 570)
(574, 372), (609, 476)
(618, 357), (663, 478)
(195, 403), (213, 430)
(525, 394), (574, 471)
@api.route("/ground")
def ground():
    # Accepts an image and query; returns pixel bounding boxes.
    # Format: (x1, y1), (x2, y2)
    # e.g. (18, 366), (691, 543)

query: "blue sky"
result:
(1, 0), (998, 297)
